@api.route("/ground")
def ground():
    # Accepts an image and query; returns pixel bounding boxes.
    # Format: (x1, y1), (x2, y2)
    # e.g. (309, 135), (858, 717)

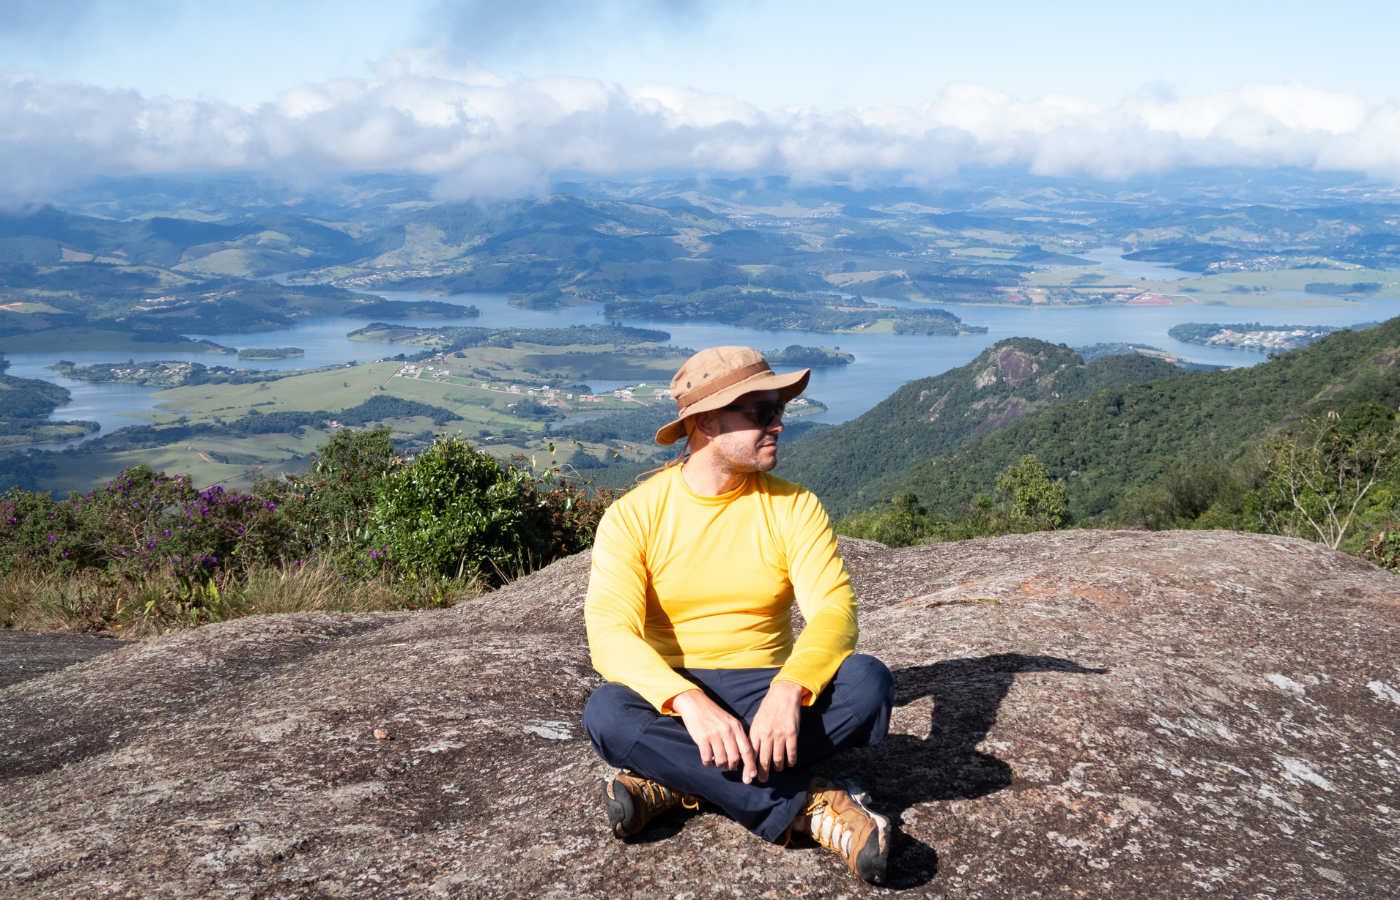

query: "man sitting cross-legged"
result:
(582, 346), (896, 885)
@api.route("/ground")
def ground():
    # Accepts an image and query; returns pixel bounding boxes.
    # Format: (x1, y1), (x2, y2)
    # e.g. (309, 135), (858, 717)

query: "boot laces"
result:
(635, 780), (700, 813)
(636, 780), (672, 812)
(803, 797), (855, 858)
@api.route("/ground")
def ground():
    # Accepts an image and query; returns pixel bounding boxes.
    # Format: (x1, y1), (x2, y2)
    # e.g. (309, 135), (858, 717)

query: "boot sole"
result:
(843, 778), (891, 885)
(601, 776), (637, 838)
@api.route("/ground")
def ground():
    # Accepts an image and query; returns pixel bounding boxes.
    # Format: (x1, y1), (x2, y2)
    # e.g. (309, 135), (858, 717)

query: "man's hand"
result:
(670, 689), (758, 783)
(749, 679), (804, 782)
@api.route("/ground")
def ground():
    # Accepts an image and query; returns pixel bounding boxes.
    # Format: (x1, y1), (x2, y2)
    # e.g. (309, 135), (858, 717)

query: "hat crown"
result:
(671, 346), (767, 404)
(653, 345), (810, 446)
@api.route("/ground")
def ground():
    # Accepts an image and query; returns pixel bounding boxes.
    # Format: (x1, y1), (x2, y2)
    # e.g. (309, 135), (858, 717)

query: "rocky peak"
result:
(2, 530), (1396, 898)
(775, 338), (1180, 515)
(976, 343), (1052, 387)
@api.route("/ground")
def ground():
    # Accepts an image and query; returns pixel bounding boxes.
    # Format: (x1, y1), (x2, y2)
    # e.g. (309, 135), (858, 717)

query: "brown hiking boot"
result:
(790, 776), (891, 884)
(601, 770), (703, 838)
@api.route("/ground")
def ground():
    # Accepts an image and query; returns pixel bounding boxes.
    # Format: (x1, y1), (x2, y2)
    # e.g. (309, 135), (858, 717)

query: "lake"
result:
(6, 250), (1397, 447)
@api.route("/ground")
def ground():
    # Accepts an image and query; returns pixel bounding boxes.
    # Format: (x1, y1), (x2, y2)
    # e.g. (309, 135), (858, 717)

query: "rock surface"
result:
(0, 632), (122, 690)
(2, 530), (1399, 898)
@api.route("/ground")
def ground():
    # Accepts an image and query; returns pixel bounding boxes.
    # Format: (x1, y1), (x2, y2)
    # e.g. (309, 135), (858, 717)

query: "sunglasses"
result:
(723, 400), (787, 429)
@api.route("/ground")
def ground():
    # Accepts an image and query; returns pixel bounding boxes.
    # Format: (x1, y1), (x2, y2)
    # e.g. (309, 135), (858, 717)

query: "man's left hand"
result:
(749, 679), (805, 782)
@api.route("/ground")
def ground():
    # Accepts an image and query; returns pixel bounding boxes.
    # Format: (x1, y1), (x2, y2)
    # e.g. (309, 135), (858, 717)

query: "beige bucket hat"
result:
(654, 346), (811, 446)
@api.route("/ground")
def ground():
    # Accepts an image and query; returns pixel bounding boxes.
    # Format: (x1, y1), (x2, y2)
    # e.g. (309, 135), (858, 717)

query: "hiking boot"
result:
(791, 776), (891, 884)
(601, 770), (703, 838)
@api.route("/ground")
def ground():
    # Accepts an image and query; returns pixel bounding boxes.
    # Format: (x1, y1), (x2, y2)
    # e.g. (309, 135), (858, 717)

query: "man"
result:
(582, 346), (895, 884)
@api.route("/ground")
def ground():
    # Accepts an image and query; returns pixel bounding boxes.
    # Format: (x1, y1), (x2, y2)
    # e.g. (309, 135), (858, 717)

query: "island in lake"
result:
(1168, 322), (1350, 353)
(237, 347), (305, 360)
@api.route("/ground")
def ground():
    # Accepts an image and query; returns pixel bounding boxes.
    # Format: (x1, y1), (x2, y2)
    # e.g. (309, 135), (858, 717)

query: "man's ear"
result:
(692, 410), (722, 439)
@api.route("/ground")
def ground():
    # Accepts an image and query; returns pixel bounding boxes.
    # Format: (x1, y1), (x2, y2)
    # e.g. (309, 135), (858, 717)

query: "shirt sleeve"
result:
(584, 503), (698, 714)
(772, 488), (858, 704)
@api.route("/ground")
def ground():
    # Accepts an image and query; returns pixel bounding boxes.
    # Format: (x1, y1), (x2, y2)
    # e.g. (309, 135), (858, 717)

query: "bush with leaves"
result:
(1253, 404), (1400, 549)
(1360, 522), (1400, 570)
(522, 478), (616, 563)
(273, 427), (401, 560)
(0, 429), (622, 607)
(995, 454), (1070, 529)
(836, 492), (939, 547)
(0, 466), (286, 579)
(836, 455), (1074, 547)
(369, 435), (543, 581)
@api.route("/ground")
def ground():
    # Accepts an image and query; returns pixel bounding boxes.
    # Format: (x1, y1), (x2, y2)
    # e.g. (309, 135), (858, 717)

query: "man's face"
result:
(705, 389), (784, 473)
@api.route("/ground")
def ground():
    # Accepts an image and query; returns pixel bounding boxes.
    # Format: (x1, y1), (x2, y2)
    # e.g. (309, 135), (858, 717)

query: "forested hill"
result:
(881, 318), (1400, 520)
(776, 338), (1182, 515)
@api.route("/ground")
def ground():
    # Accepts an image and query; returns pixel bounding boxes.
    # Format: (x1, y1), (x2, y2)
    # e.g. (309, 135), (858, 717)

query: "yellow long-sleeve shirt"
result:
(584, 465), (858, 713)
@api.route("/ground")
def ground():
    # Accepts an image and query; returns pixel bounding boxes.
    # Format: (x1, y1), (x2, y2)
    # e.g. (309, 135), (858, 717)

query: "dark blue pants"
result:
(583, 654), (893, 842)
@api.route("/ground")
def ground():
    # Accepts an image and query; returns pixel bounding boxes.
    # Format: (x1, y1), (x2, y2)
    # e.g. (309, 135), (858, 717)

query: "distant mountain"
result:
(51, 172), (438, 227)
(879, 317), (1400, 520)
(0, 206), (361, 276)
(776, 338), (1182, 515)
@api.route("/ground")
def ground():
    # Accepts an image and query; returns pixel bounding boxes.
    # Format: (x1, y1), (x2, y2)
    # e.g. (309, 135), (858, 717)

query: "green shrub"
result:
(276, 427), (400, 560)
(836, 492), (937, 548)
(0, 429), (622, 633)
(1252, 405), (1400, 549)
(1362, 522), (1400, 570)
(369, 435), (541, 581)
(835, 466), (1071, 548)
(0, 465), (286, 579)
(996, 454), (1070, 529)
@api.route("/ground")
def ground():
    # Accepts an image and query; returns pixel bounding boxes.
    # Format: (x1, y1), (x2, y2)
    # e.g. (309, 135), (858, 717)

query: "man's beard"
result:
(715, 434), (779, 474)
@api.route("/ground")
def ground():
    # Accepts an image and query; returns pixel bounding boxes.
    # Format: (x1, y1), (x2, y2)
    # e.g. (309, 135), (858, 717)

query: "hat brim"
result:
(655, 367), (811, 446)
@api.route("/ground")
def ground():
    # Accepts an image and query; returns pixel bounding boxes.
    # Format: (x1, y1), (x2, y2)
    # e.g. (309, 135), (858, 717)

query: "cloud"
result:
(432, 154), (549, 200)
(4, 47), (1400, 202)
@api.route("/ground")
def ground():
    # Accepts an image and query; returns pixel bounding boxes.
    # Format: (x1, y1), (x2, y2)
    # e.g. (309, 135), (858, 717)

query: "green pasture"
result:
(1177, 268), (1400, 296)
(154, 362), (398, 415)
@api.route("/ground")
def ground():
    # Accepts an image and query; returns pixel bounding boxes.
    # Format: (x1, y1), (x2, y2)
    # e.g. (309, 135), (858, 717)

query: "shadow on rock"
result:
(825, 654), (1108, 889)
(887, 653), (1109, 800)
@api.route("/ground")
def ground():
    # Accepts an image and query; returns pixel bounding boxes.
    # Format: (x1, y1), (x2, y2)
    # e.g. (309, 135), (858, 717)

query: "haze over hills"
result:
(2, 168), (1400, 498)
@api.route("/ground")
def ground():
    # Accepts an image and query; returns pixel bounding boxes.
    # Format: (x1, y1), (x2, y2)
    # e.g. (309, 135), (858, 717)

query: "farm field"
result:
(14, 336), (827, 494)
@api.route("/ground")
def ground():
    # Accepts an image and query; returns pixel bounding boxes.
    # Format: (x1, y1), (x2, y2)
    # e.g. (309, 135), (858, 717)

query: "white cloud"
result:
(4, 47), (1400, 202)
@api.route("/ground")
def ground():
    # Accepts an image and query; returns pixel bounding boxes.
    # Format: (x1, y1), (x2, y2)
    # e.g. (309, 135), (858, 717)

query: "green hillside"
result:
(776, 338), (1182, 515)
(0, 206), (361, 274)
(879, 319), (1400, 520)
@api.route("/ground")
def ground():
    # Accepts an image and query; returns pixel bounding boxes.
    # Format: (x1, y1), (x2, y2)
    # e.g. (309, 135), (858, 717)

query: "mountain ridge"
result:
(876, 319), (1400, 520)
(776, 338), (1183, 516)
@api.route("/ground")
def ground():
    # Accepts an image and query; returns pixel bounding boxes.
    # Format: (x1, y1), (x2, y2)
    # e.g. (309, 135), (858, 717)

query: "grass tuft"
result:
(0, 563), (482, 638)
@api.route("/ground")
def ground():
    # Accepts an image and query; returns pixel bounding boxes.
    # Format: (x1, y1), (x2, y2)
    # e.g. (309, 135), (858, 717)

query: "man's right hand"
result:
(670, 689), (758, 783)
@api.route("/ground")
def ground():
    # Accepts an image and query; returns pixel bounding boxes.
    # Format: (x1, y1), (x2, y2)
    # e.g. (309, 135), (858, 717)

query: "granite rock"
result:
(2, 530), (1398, 898)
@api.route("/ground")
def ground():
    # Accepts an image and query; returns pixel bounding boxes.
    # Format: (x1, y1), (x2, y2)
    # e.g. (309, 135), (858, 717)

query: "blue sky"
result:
(3, 0), (1400, 198)
(7, 0), (1399, 107)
